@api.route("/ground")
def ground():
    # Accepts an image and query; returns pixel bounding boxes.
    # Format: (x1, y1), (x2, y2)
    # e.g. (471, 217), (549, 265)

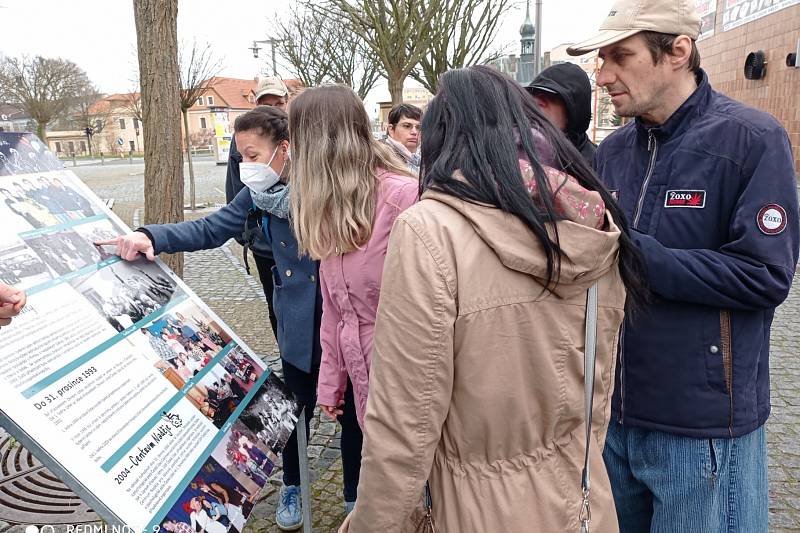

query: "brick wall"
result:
(697, 2), (800, 172)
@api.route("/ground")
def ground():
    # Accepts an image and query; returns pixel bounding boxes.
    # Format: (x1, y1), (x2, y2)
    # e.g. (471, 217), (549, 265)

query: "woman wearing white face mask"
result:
(96, 106), (329, 532)
(238, 134), (288, 194)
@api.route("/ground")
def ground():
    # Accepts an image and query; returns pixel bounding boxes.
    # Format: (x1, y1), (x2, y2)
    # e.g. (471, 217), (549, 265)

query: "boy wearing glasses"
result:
(383, 103), (422, 174)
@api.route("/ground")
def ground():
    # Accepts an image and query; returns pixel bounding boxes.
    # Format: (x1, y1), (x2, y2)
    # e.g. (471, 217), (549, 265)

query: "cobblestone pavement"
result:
(766, 280), (800, 531)
(0, 161), (797, 531)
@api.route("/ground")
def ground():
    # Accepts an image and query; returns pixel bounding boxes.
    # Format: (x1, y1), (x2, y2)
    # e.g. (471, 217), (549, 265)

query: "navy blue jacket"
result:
(142, 187), (322, 373)
(596, 70), (799, 438)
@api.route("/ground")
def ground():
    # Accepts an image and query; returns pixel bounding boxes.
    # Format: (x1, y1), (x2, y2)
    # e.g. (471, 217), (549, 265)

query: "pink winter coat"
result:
(317, 170), (418, 428)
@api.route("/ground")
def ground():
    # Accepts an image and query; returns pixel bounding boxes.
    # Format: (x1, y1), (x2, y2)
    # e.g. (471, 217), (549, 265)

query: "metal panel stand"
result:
(297, 407), (313, 533)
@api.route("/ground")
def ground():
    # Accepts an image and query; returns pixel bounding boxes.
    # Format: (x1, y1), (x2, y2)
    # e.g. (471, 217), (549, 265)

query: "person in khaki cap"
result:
(253, 76), (290, 110)
(569, 0), (799, 532)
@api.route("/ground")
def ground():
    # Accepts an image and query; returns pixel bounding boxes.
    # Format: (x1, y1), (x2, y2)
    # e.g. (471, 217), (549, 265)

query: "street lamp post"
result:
(250, 38), (284, 76)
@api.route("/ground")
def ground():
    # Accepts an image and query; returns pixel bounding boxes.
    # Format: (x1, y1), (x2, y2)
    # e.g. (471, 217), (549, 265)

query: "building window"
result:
(119, 118), (126, 129)
(55, 141), (62, 153)
(68, 141), (75, 153)
(200, 117), (207, 129)
(133, 118), (139, 130)
(197, 97), (203, 106)
(80, 141), (86, 153)
(130, 140), (136, 151)
(206, 95), (214, 106)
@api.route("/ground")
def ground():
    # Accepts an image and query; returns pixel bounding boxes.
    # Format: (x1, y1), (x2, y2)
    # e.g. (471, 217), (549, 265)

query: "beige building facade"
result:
(46, 93), (144, 157)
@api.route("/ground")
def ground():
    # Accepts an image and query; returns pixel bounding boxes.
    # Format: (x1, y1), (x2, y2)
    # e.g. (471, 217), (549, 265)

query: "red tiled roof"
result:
(88, 93), (138, 115)
(205, 77), (257, 109)
(284, 79), (304, 94)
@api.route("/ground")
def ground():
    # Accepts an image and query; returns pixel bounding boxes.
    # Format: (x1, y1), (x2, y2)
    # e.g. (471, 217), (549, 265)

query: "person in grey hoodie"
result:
(527, 62), (597, 165)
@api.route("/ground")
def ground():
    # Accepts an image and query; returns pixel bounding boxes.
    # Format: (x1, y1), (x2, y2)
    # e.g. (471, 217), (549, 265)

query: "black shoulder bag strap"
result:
(241, 206), (264, 276)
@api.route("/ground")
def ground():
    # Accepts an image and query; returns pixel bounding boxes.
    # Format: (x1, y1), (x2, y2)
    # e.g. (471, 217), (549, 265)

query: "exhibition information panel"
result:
(0, 132), (300, 533)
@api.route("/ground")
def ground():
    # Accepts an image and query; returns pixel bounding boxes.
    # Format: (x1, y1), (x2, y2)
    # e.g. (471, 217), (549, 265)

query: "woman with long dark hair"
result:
(340, 66), (645, 532)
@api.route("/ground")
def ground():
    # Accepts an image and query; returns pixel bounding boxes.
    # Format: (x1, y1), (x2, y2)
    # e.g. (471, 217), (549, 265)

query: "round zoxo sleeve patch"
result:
(756, 204), (787, 235)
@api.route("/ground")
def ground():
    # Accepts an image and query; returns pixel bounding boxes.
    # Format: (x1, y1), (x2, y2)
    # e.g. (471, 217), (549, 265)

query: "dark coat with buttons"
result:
(142, 187), (322, 373)
(596, 70), (800, 438)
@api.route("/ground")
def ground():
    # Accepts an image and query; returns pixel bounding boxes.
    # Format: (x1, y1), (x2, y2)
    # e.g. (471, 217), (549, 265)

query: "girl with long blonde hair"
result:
(288, 85), (418, 513)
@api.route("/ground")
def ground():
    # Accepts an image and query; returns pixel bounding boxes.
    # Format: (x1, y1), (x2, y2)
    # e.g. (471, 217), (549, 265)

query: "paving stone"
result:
(306, 445), (324, 459)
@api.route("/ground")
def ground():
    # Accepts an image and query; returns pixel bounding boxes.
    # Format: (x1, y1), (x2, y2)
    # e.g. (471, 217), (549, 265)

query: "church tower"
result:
(517, 0), (536, 85)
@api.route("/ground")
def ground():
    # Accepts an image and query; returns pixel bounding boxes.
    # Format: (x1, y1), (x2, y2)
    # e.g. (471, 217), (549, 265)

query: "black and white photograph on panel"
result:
(0, 236), (53, 288)
(23, 228), (102, 275)
(72, 217), (125, 260)
(237, 372), (300, 455)
(69, 260), (181, 332)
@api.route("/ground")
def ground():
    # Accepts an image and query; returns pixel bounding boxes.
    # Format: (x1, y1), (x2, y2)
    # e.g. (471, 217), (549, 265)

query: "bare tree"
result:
(275, 5), (334, 88)
(71, 84), (111, 156)
(124, 56), (145, 125)
(0, 55), (92, 142)
(276, 4), (380, 99)
(324, 0), (443, 104)
(179, 41), (221, 210)
(122, 89), (144, 125)
(326, 19), (382, 99)
(133, 0), (184, 276)
(411, 0), (511, 94)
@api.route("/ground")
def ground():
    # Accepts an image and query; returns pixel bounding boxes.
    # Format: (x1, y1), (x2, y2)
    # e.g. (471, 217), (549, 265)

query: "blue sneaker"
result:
(276, 484), (302, 531)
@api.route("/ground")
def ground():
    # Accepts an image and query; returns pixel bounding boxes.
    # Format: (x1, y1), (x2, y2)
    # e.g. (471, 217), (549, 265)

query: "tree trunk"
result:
(133, 0), (184, 276)
(388, 74), (405, 104)
(37, 122), (47, 144)
(182, 108), (196, 210)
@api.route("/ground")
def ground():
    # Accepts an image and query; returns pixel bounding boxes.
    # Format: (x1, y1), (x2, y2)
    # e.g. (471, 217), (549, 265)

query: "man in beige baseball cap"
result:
(254, 76), (289, 110)
(567, 0), (700, 56)
(568, 0), (701, 125)
(570, 1), (799, 533)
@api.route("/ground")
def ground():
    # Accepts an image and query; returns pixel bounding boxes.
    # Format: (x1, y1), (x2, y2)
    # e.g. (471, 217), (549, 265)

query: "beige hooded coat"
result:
(340, 187), (626, 533)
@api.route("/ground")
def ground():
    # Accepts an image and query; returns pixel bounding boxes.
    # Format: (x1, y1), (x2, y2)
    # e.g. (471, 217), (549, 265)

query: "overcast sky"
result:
(0, 0), (613, 115)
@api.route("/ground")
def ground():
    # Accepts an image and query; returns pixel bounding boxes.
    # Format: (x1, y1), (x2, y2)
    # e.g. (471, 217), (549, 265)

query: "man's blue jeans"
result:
(603, 422), (768, 533)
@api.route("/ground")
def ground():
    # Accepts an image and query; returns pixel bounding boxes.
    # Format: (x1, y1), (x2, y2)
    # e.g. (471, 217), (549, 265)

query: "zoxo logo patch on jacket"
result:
(757, 204), (787, 235)
(664, 190), (706, 208)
